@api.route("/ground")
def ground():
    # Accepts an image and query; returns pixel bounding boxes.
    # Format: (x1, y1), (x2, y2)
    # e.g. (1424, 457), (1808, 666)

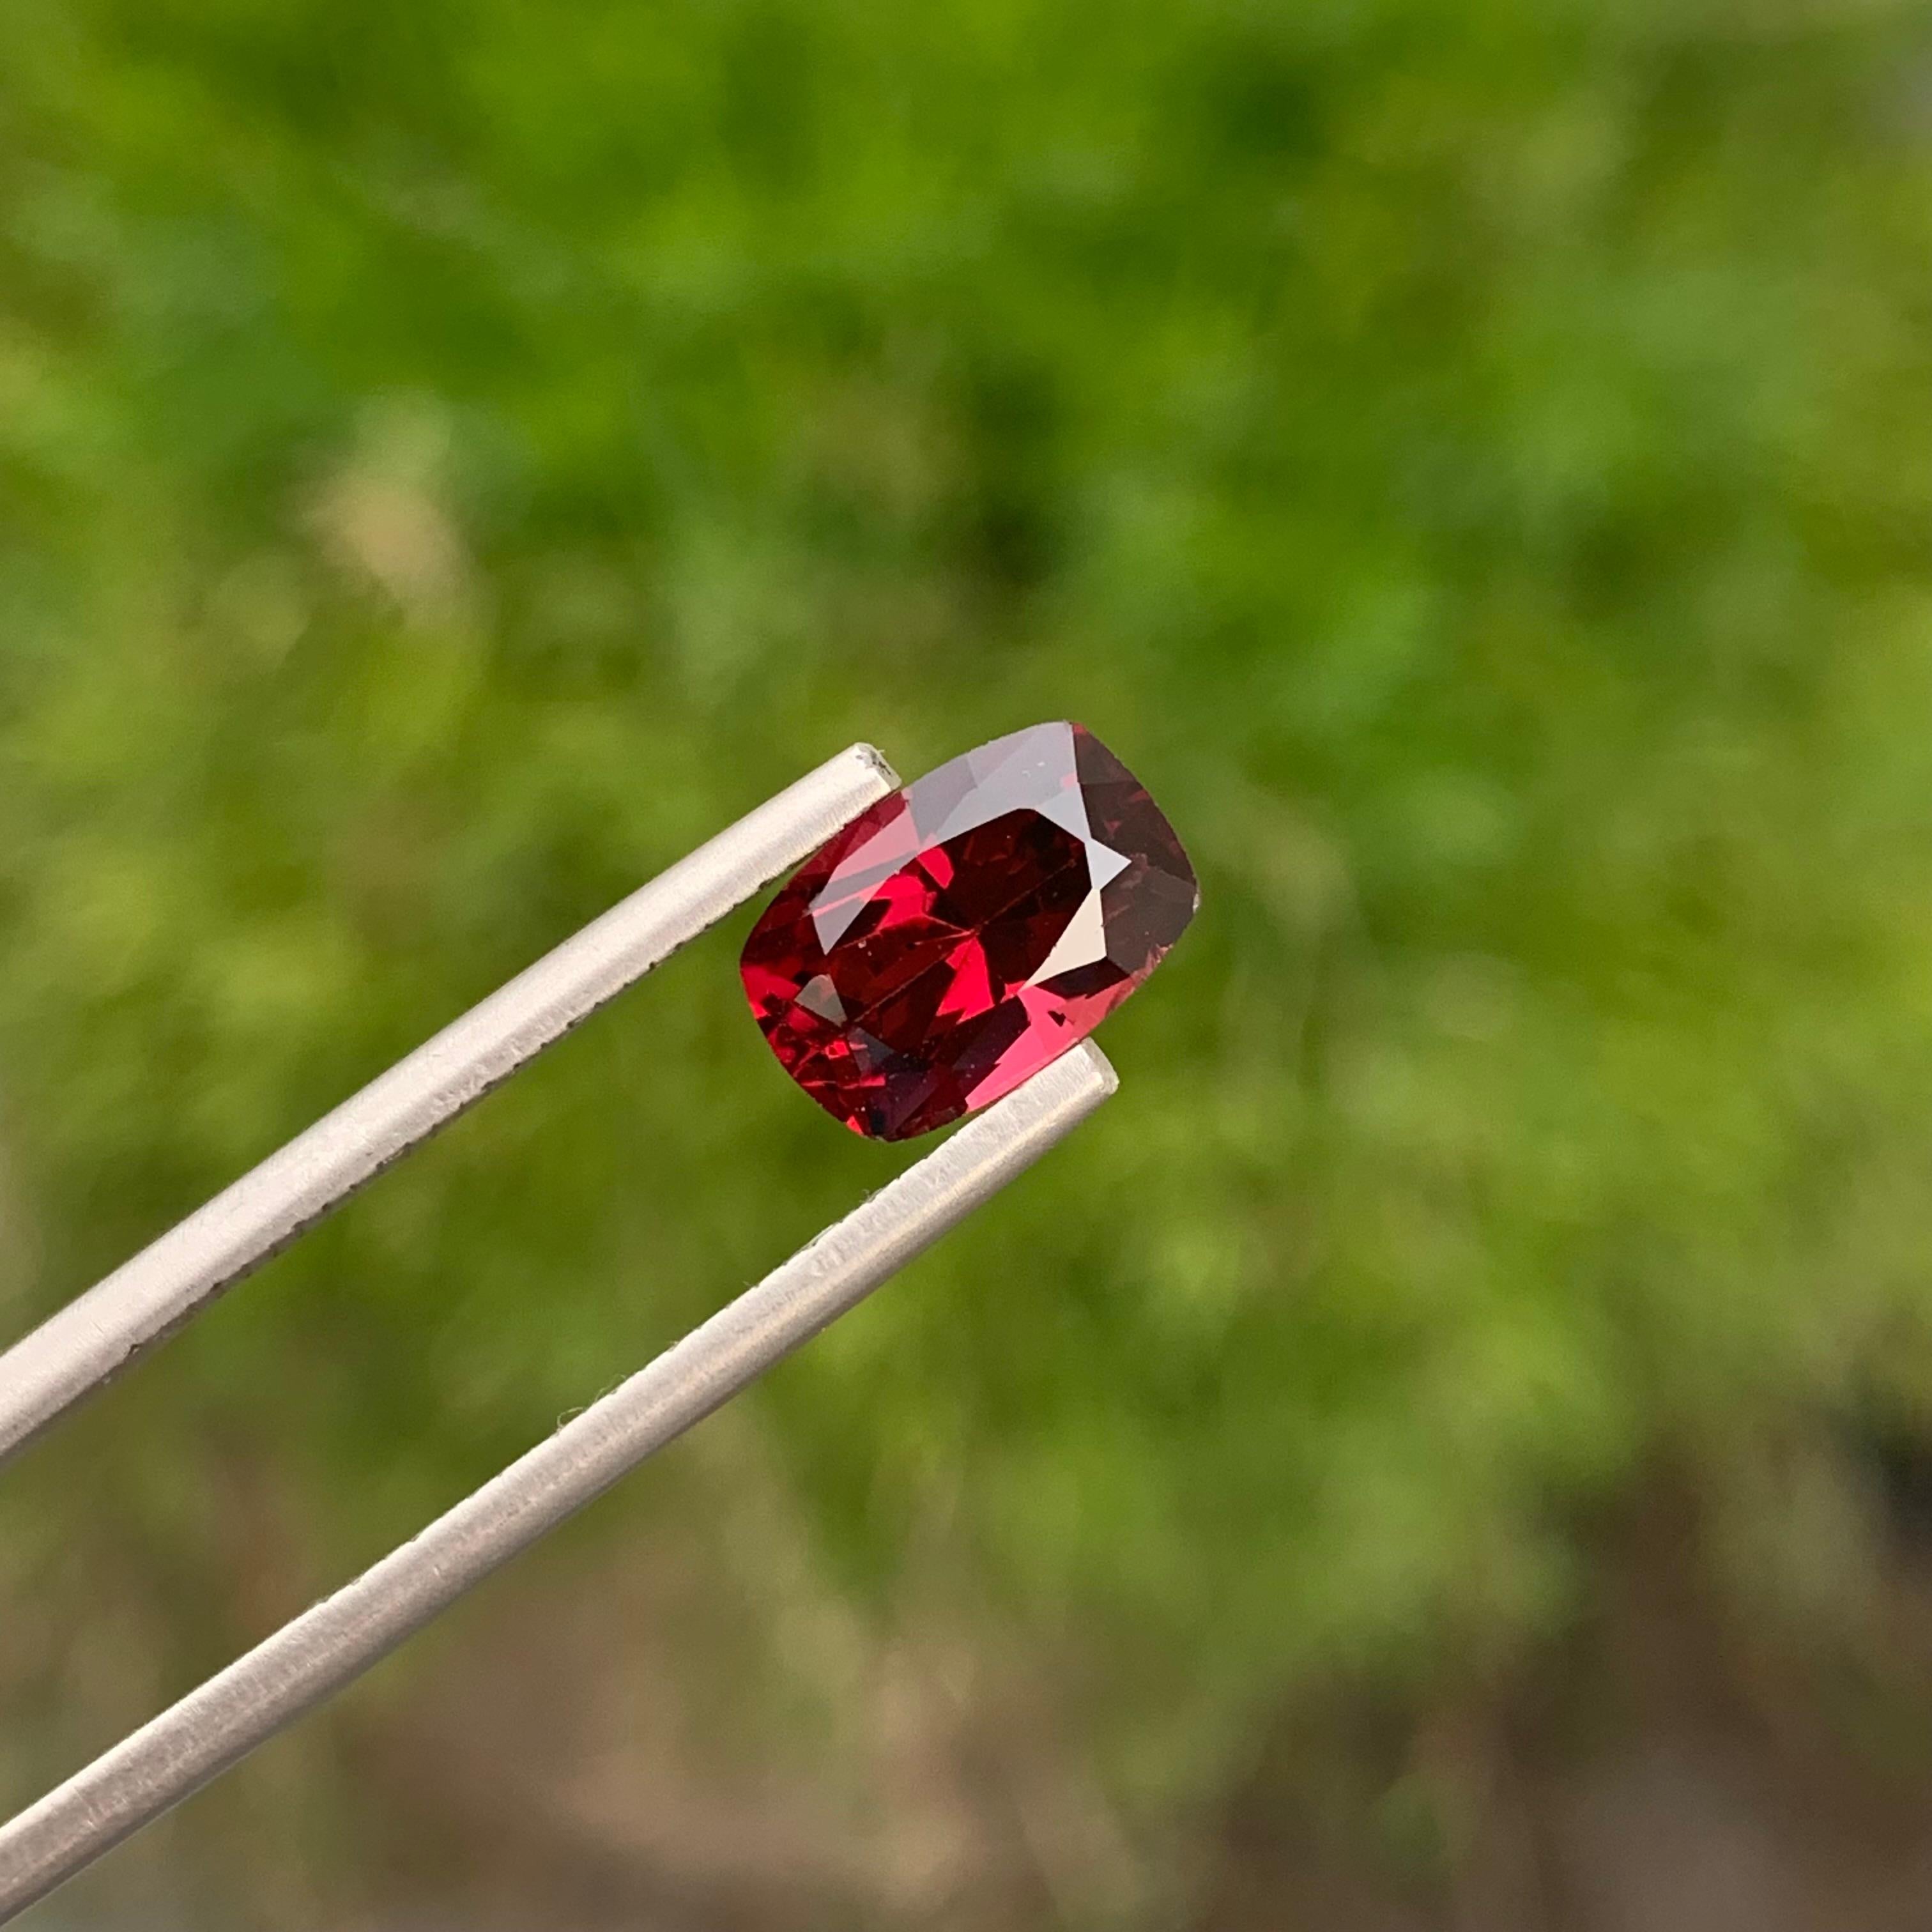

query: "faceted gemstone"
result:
(740, 722), (1199, 1139)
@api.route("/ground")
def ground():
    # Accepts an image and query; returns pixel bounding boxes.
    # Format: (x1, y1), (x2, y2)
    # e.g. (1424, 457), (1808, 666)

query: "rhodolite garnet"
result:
(740, 722), (1198, 1140)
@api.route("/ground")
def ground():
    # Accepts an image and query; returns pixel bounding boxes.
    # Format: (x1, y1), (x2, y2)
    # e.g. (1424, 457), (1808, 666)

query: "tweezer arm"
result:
(0, 742), (898, 1469)
(0, 1041), (1117, 1926)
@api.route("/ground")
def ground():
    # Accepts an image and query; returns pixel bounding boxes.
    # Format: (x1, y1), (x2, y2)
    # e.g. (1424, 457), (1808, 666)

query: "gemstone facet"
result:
(740, 723), (1198, 1140)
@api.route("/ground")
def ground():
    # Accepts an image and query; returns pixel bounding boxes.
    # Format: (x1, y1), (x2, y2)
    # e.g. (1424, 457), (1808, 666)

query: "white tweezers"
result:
(0, 743), (1117, 1923)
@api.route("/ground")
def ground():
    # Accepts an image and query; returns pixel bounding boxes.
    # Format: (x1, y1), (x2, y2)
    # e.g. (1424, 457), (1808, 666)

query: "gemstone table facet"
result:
(740, 722), (1199, 1139)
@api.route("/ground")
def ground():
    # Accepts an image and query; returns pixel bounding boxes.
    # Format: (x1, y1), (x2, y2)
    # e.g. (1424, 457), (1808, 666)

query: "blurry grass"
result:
(9, 0), (1932, 1919)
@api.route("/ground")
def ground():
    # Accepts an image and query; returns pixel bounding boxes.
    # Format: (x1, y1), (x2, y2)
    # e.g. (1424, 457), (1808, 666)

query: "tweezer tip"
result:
(1072, 1039), (1121, 1098)
(850, 742), (903, 790)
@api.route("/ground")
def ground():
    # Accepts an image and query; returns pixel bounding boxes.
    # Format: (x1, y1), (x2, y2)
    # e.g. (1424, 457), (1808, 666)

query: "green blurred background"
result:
(9, 0), (1932, 1925)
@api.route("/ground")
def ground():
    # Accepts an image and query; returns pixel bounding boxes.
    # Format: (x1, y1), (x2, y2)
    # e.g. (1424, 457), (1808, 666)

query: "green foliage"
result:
(7, 0), (1932, 1896)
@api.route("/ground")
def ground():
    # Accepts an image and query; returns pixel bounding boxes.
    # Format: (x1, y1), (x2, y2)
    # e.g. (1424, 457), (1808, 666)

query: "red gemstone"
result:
(740, 722), (1199, 1139)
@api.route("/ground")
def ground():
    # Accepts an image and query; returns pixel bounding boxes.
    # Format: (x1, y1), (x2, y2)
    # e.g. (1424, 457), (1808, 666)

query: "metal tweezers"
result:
(0, 744), (1118, 1923)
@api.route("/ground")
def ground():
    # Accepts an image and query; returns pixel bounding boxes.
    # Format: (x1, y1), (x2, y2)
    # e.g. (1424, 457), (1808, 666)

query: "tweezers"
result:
(0, 743), (1117, 1923)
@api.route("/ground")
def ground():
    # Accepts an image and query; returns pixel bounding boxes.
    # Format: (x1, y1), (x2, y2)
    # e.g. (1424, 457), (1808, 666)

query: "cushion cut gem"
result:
(740, 722), (1199, 1140)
